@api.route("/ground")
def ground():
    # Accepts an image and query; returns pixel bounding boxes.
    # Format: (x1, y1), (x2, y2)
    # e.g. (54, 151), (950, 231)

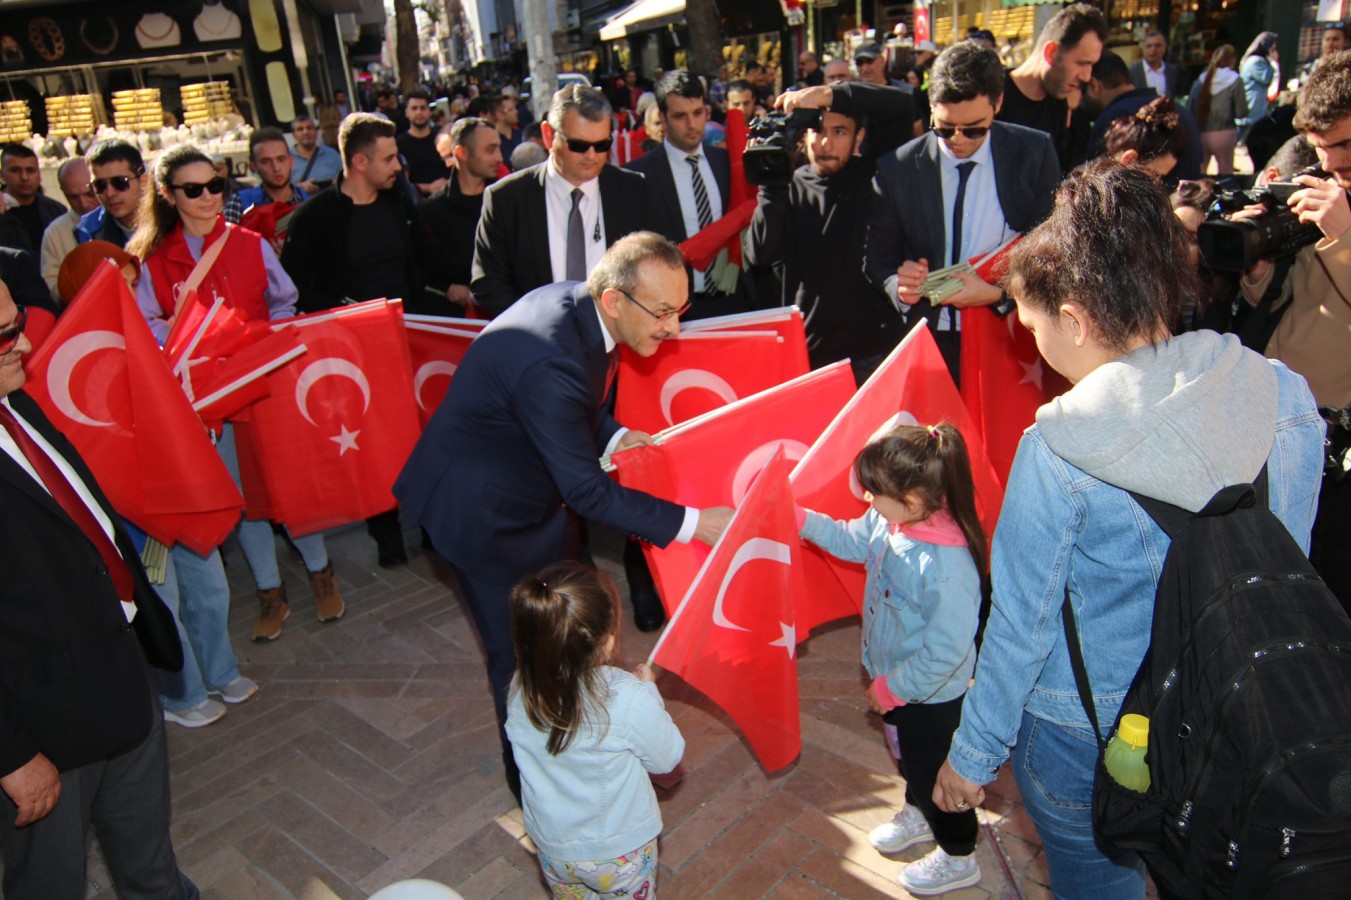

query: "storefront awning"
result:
(599, 0), (685, 41)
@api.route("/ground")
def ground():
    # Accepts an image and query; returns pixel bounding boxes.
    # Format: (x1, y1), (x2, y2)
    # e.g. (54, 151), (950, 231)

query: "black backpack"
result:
(1062, 471), (1351, 898)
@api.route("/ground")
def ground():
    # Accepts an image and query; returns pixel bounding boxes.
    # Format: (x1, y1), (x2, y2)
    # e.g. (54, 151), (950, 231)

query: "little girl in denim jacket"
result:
(505, 561), (685, 899)
(800, 423), (986, 896)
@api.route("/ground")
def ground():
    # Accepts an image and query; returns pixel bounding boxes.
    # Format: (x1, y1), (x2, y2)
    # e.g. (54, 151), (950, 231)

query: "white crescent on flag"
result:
(413, 360), (458, 412)
(731, 440), (810, 506)
(659, 369), (738, 427)
(712, 537), (793, 632)
(45, 330), (126, 428)
(294, 358), (372, 426)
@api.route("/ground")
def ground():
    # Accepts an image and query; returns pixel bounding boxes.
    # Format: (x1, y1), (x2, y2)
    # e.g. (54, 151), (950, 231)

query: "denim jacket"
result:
(948, 358), (1324, 785)
(802, 509), (980, 704)
(506, 666), (684, 861)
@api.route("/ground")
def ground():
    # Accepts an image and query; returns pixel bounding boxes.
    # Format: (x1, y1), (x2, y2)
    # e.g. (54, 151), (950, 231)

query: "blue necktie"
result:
(951, 161), (976, 266)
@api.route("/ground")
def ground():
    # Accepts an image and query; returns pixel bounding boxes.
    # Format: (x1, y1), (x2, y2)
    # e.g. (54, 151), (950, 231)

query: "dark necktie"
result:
(951, 161), (977, 266)
(686, 155), (714, 229)
(0, 404), (136, 604)
(566, 187), (586, 281)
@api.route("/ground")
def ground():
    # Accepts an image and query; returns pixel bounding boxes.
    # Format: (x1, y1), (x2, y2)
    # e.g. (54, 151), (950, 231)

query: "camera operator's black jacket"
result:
(745, 82), (913, 369)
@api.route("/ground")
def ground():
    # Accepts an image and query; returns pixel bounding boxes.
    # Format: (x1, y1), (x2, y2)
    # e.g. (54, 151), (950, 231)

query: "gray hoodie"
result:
(1035, 330), (1277, 513)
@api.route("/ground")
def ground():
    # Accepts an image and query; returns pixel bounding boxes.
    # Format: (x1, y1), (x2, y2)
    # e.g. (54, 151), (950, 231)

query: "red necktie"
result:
(0, 403), (137, 603)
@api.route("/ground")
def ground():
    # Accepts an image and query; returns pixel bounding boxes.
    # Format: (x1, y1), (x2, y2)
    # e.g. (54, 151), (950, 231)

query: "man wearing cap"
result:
(854, 42), (910, 91)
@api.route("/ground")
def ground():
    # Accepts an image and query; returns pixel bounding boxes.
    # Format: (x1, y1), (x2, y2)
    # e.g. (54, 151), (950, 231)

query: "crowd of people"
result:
(0, 3), (1348, 896)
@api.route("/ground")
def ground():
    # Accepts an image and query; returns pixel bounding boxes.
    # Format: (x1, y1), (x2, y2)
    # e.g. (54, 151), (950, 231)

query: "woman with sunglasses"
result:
(128, 145), (343, 687)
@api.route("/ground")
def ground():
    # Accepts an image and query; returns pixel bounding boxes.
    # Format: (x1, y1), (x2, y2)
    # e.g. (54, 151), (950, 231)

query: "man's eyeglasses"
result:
(91, 175), (137, 194)
(618, 288), (690, 322)
(559, 133), (614, 154)
(0, 305), (27, 353)
(931, 123), (991, 140)
(170, 177), (228, 199)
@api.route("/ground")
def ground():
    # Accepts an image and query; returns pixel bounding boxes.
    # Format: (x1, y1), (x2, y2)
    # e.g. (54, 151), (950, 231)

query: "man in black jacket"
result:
(0, 145), (66, 253)
(417, 117), (501, 316)
(866, 41), (1060, 383)
(282, 112), (419, 566)
(0, 284), (194, 897)
(745, 80), (913, 384)
(470, 85), (647, 317)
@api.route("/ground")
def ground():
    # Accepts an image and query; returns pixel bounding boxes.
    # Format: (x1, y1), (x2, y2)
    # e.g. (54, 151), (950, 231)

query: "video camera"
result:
(743, 107), (822, 188)
(1197, 166), (1328, 272)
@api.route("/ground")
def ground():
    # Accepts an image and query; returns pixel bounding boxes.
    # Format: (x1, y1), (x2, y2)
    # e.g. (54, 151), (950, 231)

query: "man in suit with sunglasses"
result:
(75, 140), (148, 250)
(865, 41), (1059, 384)
(0, 285), (196, 896)
(470, 84), (648, 317)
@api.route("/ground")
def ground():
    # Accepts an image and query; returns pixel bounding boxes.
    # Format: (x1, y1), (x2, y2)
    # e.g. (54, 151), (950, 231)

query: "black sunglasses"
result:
(932, 123), (991, 140)
(560, 134), (613, 154)
(0, 305), (26, 353)
(91, 175), (136, 194)
(170, 177), (227, 199)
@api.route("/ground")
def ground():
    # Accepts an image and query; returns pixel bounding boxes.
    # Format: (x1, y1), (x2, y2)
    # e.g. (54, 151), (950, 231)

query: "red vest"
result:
(145, 217), (269, 322)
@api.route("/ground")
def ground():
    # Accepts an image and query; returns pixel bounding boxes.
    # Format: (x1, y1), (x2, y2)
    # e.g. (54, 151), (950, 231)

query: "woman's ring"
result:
(955, 800), (968, 809)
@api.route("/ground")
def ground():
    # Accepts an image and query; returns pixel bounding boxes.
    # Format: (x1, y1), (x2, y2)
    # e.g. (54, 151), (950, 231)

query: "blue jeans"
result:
(1011, 712), (1146, 900)
(154, 545), (240, 711)
(215, 424), (328, 590)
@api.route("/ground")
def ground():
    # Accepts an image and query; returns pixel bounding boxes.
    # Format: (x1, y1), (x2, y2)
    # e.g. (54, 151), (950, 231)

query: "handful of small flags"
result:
(921, 262), (975, 304)
(140, 536), (170, 585)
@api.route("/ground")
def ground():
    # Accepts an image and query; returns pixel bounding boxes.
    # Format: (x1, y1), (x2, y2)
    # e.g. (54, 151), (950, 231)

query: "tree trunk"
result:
(521, 0), (556, 121)
(394, 0), (420, 95)
(685, 0), (722, 77)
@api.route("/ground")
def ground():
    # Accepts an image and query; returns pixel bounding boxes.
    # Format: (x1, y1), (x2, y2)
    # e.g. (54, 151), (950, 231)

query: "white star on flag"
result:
(1018, 356), (1044, 391)
(769, 621), (796, 658)
(330, 425), (360, 455)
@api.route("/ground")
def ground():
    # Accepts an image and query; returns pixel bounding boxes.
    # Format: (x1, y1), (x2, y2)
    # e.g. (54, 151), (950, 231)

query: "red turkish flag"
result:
(615, 328), (808, 435)
(681, 307), (810, 375)
(650, 445), (803, 771)
(405, 322), (477, 428)
(23, 263), (243, 553)
(960, 308), (1070, 483)
(791, 323), (1004, 617)
(229, 299), (420, 536)
(612, 361), (855, 628)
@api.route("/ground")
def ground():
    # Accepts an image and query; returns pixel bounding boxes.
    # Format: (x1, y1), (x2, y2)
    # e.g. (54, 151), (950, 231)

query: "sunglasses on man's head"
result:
(932, 124), (991, 140)
(560, 135), (613, 154)
(91, 175), (135, 194)
(170, 177), (227, 199)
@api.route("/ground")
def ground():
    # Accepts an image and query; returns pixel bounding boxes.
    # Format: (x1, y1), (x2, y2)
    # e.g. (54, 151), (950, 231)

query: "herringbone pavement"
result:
(74, 523), (1067, 899)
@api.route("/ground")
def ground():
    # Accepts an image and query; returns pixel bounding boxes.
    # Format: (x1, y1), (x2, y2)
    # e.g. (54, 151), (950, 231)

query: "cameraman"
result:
(1238, 50), (1351, 608)
(744, 81), (913, 383)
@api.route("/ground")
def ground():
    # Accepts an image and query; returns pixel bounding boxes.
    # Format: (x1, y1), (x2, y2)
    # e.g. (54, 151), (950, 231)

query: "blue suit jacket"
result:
(394, 282), (686, 581)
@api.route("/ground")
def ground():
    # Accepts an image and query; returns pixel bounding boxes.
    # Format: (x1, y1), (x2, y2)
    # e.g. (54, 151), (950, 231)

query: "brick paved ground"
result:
(76, 522), (1063, 899)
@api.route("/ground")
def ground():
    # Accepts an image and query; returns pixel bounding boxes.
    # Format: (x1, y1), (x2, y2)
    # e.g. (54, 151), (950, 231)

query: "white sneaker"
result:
(869, 804), (935, 853)
(163, 698), (227, 729)
(209, 676), (259, 705)
(898, 846), (981, 895)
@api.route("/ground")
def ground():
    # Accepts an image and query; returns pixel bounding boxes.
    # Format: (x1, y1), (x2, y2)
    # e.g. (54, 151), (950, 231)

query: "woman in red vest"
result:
(127, 143), (344, 665)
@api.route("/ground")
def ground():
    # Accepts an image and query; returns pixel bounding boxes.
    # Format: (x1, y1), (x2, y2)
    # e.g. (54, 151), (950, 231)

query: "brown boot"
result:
(252, 585), (289, 642)
(309, 563), (345, 622)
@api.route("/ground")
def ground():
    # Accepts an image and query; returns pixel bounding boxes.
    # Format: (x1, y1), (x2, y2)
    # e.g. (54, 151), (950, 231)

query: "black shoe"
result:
(625, 541), (664, 631)
(377, 541), (409, 568)
(634, 608), (666, 633)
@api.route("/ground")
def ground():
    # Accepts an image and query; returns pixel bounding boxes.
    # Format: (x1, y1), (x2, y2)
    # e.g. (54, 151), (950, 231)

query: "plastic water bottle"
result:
(1104, 713), (1151, 792)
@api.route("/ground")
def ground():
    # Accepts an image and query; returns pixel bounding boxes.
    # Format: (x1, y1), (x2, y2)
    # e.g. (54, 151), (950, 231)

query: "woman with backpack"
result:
(931, 160), (1326, 898)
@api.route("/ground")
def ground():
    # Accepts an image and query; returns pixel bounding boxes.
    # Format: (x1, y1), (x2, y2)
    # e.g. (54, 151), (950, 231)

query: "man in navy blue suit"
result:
(395, 232), (732, 797)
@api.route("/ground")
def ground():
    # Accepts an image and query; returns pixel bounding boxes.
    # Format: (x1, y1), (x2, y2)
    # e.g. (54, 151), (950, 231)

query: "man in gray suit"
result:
(1129, 30), (1180, 98)
(865, 41), (1060, 383)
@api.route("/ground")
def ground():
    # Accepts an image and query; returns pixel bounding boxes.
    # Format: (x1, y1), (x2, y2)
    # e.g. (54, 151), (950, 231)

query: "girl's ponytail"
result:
(930, 423), (989, 576)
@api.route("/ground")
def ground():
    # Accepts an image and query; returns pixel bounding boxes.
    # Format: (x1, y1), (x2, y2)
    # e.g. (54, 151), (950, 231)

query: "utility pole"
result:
(520, 0), (556, 121)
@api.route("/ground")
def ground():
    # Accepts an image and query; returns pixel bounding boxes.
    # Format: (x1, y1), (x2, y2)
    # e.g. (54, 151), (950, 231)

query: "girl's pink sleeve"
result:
(872, 675), (907, 711)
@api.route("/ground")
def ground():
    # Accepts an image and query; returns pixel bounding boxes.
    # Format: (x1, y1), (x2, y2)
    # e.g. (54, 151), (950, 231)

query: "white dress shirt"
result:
(546, 161), (607, 283)
(0, 397), (135, 621)
(1143, 60), (1168, 97)
(662, 140), (723, 294)
(935, 133), (1013, 332)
